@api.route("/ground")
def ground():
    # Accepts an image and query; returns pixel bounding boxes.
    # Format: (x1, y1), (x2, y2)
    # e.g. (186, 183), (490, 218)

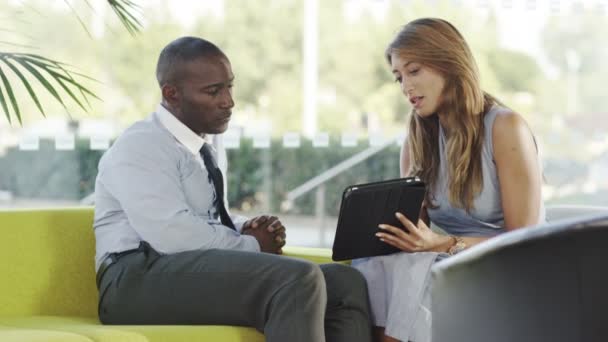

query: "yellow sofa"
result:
(0, 207), (334, 342)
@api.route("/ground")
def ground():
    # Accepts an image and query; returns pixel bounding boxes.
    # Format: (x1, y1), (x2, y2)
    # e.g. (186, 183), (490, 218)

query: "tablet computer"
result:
(331, 177), (426, 261)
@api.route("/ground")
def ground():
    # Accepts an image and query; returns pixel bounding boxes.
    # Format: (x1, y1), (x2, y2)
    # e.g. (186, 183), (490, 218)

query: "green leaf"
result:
(0, 64), (22, 124)
(14, 54), (99, 104)
(0, 1), (139, 124)
(19, 56), (90, 112)
(53, 74), (99, 101)
(0, 56), (45, 116)
(20, 53), (98, 82)
(16, 53), (69, 65)
(0, 77), (11, 124)
(22, 56), (100, 106)
(108, 0), (142, 35)
(40, 58), (95, 110)
(50, 72), (88, 112)
(11, 56), (68, 109)
(118, 3), (142, 25)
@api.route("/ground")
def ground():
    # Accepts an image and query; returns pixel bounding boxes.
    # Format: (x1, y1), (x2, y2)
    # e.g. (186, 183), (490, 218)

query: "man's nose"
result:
(220, 90), (234, 109)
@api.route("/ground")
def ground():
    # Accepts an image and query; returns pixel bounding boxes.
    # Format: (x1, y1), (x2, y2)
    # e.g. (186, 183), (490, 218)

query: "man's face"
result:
(172, 56), (235, 135)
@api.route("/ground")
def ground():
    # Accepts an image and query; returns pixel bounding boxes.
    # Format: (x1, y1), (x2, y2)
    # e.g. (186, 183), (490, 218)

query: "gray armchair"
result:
(431, 205), (608, 342)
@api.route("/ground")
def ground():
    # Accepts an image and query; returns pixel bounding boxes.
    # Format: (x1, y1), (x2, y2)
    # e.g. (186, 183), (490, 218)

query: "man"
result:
(93, 36), (372, 342)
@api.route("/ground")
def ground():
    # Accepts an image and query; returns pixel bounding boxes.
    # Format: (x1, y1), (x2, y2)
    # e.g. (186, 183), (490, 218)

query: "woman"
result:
(352, 18), (545, 342)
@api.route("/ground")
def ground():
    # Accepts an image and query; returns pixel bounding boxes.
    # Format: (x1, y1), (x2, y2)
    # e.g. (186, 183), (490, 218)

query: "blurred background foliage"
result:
(4, 0), (603, 145)
(1, 0), (607, 210)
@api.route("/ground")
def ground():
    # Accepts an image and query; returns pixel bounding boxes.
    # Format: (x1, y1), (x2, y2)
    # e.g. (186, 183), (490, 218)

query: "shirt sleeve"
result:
(98, 134), (260, 254)
(230, 214), (249, 233)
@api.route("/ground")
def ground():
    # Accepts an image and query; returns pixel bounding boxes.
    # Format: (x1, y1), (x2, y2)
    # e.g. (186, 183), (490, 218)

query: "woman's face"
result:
(391, 53), (446, 117)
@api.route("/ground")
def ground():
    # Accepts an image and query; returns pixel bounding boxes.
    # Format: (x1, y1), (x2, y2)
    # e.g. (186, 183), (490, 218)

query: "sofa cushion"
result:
(0, 316), (264, 342)
(0, 324), (91, 342)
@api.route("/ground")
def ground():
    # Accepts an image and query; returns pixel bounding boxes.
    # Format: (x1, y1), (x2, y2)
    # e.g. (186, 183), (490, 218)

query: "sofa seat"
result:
(0, 208), (335, 342)
(0, 316), (264, 342)
(0, 323), (92, 342)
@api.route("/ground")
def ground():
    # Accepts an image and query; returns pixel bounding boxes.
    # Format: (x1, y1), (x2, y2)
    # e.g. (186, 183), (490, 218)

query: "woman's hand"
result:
(376, 212), (452, 253)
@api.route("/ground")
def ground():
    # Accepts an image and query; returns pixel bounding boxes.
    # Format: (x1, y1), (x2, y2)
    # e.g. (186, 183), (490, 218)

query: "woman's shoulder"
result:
(489, 107), (537, 164)
(481, 106), (536, 161)
(491, 109), (531, 142)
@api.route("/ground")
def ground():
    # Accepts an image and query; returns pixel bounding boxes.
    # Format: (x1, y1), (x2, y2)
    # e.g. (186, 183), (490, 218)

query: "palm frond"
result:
(63, 0), (92, 38)
(0, 52), (98, 125)
(108, 0), (143, 35)
(0, 57), (44, 117)
(17, 53), (100, 112)
(0, 68), (12, 124)
(0, 1), (141, 124)
(20, 53), (99, 82)
(0, 64), (21, 124)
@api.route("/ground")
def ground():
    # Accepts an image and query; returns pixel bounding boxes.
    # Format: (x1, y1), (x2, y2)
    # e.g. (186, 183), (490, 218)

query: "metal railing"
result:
(281, 135), (401, 245)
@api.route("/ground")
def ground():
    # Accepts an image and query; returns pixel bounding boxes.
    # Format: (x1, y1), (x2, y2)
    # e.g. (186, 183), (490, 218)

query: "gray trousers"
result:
(98, 242), (372, 342)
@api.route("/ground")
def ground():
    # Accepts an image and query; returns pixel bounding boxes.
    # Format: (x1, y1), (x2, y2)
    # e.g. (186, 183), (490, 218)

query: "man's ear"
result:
(161, 84), (180, 107)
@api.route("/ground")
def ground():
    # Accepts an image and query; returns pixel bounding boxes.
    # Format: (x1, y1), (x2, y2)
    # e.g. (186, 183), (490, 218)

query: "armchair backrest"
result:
(431, 214), (608, 342)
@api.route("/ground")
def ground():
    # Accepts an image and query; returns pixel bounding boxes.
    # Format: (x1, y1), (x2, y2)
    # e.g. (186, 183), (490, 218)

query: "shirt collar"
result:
(156, 104), (208, 155)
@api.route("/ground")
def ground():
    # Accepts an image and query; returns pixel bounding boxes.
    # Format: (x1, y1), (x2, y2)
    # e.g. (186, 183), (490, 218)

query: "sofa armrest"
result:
(282, 246), (337, 264)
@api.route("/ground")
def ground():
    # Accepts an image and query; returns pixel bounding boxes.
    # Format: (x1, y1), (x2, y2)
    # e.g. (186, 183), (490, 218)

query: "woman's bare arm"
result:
(493, 111), (543, 231)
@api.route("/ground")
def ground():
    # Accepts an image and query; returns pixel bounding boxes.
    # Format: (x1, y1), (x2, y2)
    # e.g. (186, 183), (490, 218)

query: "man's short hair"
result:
(156, 37), (226, 88)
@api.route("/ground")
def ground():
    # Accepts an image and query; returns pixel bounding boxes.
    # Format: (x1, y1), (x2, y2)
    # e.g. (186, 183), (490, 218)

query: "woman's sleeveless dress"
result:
(352, 105), (545, 341)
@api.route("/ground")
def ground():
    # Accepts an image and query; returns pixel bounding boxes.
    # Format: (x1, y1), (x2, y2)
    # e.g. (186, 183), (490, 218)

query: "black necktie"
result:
(200, 144), (236, 230)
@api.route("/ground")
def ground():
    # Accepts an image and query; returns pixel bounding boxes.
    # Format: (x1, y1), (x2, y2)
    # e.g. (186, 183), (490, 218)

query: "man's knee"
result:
(269, 260), (327, 317)
(289, 261), (326, 293)
(321, 263), (367, 290)
(321, 263), (369, 305)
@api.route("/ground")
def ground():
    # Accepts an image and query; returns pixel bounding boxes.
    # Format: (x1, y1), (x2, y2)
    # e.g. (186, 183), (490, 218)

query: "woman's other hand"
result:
(376, 212), (452, 253)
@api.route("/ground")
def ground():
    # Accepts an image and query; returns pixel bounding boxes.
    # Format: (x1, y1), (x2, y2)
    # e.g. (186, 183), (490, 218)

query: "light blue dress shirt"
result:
(93, 104), (259, 271)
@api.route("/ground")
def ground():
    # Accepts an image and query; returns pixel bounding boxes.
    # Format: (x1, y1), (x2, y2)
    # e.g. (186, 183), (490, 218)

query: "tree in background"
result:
(7, 0), (604, 168)
(3, 0), (551, 137)
(2, 0), (607, 208)
(542, 12), (608, 116)
(538, 10), (608, 161)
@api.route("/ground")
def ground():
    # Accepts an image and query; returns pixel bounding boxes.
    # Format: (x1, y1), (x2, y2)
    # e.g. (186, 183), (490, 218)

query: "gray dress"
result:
(353, 105), (546, 341)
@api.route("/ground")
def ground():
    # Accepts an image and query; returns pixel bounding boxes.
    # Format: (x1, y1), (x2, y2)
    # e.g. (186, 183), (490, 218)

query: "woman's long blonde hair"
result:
(387, 18), (497, 211)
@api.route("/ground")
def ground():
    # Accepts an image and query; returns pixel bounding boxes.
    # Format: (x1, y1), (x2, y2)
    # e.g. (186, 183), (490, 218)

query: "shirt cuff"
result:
(242, 234), (261, 252)
(231, 214), (248, 232)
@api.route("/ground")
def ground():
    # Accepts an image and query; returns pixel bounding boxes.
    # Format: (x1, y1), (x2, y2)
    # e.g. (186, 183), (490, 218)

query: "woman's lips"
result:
(410, 96), (424, 109)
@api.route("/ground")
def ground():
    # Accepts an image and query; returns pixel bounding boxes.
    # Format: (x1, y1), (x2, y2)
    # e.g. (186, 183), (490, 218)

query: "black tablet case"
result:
(332, 177), (426, 261)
